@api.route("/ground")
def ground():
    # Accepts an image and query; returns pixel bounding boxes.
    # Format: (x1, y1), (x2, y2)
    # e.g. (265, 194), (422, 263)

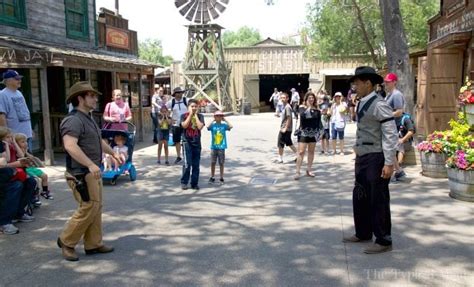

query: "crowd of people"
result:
(1, 66), (414, 259)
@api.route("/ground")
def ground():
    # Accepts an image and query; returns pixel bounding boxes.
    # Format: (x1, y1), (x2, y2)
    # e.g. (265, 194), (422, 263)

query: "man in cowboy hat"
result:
(343, 66), (398, 254)
(0, 70), (33, 151)
(167, 87), (188, 164)
(57, 81), (123, 261)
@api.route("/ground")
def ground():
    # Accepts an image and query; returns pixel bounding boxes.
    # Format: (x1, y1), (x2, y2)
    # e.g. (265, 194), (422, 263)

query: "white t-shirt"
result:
(166, 97), (188, 126)
(330, 102), (348, 128)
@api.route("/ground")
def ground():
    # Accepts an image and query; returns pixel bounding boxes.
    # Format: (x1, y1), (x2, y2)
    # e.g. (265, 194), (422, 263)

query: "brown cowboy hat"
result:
(66, 81), (102, 104)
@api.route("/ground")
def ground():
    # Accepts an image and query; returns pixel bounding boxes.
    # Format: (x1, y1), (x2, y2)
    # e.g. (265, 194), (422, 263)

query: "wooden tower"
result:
(175, 0), (232, 111)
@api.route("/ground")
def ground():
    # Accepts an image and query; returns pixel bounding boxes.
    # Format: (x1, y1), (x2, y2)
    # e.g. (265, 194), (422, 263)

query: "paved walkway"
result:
(0, 113), (472, 287)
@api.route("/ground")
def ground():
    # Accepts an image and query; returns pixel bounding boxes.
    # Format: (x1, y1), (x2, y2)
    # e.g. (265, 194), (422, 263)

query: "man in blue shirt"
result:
(0, 70), (33, 151)
(207, 110), (233, 185)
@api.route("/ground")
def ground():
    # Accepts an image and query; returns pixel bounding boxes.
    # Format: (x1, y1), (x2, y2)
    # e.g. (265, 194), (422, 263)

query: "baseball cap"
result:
(2, 69), (23, 81)
(334, 92), (343, 97)
(214, 110), (224, 116)
(384, 73), (398, 82)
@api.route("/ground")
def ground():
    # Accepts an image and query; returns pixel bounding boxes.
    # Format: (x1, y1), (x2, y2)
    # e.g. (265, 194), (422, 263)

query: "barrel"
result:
(448, 168), (474, 202)
(420, 152), (447, 178)
(243, 102), (251, 115)
(464, 104), (474, 126)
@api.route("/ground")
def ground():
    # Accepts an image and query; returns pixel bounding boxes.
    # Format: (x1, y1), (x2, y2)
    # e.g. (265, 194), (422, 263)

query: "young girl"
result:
(320, 105), (331, 154)
(157, 106), (172, 165)
(14, 133), (53, 200)
(112, 134), (128, 171)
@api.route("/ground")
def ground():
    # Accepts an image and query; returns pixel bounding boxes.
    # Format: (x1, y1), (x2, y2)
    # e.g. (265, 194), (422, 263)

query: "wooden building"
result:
(416, 0), (474, 136)
(0, 1), (157, 165)
(173, 38), (369, 112)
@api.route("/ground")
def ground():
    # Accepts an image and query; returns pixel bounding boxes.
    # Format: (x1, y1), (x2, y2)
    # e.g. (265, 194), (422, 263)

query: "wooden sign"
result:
(0, 48), (60, 65)
(106, 26), (130, 50)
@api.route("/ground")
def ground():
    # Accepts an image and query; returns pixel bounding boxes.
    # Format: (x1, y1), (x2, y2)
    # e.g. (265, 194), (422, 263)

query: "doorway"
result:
(259, 74), (309, 111)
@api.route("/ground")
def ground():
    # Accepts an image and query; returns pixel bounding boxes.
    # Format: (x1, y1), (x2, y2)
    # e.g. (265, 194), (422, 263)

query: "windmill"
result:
(175, 0), (232, 112)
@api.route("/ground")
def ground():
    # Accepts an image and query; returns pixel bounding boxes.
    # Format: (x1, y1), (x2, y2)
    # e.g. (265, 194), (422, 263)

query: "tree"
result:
(303, 0), (439, 66)
(138, 38), (173, 66)
(222, 26), (262, 48)
(379, 0), (414, 114)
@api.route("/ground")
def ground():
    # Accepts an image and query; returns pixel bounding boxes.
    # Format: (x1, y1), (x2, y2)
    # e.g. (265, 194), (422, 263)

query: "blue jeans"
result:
(0, 181), (23, 225)
(150, 112), (159, 142)
(181, 143), (201, 187)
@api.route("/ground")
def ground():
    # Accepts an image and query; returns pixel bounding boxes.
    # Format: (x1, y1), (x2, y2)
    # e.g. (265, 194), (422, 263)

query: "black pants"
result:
(353, 153), (392, 246)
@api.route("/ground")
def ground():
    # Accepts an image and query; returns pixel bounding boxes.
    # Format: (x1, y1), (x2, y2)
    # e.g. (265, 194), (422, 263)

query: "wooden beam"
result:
(137, 73), (144, 142)
(39, 68), (54, 165)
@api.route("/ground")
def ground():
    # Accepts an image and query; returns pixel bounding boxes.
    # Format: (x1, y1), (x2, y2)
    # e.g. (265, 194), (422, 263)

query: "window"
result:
(0, 0), (27, 28)
(64, 0), (89, 40)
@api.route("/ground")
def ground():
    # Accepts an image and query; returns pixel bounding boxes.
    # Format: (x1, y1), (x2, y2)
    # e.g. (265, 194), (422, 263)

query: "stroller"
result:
(101, 122), (137, 185)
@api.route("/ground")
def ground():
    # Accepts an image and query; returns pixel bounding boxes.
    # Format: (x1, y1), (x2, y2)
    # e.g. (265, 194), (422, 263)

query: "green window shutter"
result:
(64, 0), (89, 41)
(0, 0), (27, 29)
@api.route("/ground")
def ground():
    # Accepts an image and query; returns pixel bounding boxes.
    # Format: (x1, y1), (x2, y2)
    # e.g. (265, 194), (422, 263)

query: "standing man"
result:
(180, 99), (204, 190)
(290, 88), (300, 119)
(384, 73), (407, 181)
(167, 87), (188, 164)
(58, 81), (123, 261)
(150, 85), (163, 143)
(0, 70), (33, 151)
(344, 67), (398, 254)
(269, 88), (280, 116)
(276, 92), (297, 163)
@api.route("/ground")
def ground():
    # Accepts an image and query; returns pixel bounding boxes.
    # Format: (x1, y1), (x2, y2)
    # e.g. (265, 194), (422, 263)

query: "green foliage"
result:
(138, 38), (174, 66)
(303, 0), (439, 62)
(222, 26), (262, 48)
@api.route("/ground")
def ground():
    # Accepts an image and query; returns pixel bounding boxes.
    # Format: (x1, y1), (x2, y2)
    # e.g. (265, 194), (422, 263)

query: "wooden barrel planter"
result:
(420, 152), (448, 178)
(447, 168), (474, 202)
(465, 104), (474, 126)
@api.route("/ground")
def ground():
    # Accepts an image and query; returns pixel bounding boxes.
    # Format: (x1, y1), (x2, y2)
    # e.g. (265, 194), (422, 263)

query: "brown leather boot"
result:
(85, 245), (114, 255)
(57, 238), (79, 261)
(342, 235), (371, 243)
(364, 243), (393, 254)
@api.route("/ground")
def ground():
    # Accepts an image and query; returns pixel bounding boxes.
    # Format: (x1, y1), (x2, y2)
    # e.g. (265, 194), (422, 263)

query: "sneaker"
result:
(32, 196), (42, 207)
(181, 184), (188, 190)
(208, 177), (215, 184)
(320, 151), (325, 155)
(340, 152), (344, 155)
(41, 191), (54, 200)
(275, 159), (283, 164)
(191, 185), (200, 190)
(14, 214), (35, 223)
(175, 157), (182, 164)
(395, 170), (407, 179)
(165, 161), (170, 165)
(219, 178), (224, 185)
(157, 160), (161, 164)
(0, 224), (19, 235)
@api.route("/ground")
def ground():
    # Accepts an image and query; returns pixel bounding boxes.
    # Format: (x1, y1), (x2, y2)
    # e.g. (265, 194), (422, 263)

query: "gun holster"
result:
(66, 172), (90, 202)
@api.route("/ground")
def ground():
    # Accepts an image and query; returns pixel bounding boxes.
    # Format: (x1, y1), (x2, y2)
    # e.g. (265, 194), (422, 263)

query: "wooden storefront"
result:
(417, 0), (474, 136)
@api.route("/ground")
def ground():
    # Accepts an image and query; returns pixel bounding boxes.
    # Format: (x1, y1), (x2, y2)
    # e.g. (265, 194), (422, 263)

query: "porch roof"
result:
(0, 35), (161, 74)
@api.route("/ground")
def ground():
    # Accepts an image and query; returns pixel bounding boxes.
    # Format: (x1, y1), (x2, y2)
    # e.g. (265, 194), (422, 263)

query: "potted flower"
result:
(417, 131), (450, 178)
(444, 114), (474, 202)
(458, 76), (474, 126)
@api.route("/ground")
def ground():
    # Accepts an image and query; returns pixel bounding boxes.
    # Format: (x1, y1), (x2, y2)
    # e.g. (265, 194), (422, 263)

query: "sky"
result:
(95, 0), (312, 60)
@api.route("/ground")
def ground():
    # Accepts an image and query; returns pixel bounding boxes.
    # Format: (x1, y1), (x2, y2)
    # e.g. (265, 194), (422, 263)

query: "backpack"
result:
(399, 113), (416, 140)
(171, 97), (187, 110)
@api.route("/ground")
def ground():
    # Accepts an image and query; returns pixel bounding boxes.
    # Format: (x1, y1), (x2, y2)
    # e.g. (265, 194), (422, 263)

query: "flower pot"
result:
(464, 104), (474, 126)
(420, 152), (447, 178)
(447, 168), (474, 202)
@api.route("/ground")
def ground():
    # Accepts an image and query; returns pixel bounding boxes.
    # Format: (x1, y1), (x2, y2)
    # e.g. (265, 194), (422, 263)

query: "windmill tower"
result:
(175, 0), (232, 112)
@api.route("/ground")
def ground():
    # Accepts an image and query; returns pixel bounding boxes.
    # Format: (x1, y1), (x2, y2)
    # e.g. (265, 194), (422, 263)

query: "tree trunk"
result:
(379, 0), (415, 115)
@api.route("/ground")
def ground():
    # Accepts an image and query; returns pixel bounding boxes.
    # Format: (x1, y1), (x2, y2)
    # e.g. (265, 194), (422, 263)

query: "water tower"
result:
(175, 0), (232, 111)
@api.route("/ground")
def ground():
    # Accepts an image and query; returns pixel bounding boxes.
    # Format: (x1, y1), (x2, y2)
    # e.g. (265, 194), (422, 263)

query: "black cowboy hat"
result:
(348, 66), (383, 85)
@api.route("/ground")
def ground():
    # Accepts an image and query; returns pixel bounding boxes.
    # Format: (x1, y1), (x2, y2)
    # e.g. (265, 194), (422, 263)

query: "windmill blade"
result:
(176, 0), (229, 24)
(174, 0), (187, 9)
